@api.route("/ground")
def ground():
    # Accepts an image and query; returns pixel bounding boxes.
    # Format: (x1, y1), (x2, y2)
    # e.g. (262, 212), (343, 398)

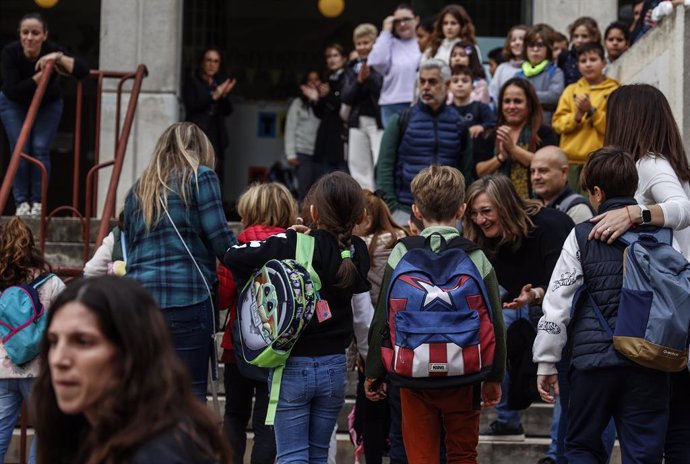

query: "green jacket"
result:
(365, 226), (507, 383)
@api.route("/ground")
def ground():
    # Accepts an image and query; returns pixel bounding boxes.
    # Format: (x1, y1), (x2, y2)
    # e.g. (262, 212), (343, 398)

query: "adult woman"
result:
(586, 84), (690, 464)
(32, 276), (230, 463)
(426, 4), (479, 63)
(123, 122), (235, 399)
(303, 44), (348, 174)
(0, 13), (89, 216)
(489, 25), (528, 105)
(474, 78), (558, 199)
(368, 4), (421, 127)
(182, 47), (236, 184)
(285, 69), (322, 200)
(464, 174), (574, 441)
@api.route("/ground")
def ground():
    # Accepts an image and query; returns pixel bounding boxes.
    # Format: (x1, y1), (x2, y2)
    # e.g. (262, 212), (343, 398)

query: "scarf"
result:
(521, 59), (549, 78)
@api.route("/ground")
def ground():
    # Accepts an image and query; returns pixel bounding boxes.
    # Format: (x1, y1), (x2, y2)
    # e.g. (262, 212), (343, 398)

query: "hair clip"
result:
(374, 189), (387, 200)
(464, 46), (474, 55)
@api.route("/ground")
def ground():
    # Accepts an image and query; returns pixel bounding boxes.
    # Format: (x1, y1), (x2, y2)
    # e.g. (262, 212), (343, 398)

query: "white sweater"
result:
(284, 98), (320, 159)
(636, 155), (690, 259)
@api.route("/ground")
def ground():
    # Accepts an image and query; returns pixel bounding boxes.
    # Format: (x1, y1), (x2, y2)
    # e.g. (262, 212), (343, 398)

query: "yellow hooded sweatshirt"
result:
(552, 76), (620, 164)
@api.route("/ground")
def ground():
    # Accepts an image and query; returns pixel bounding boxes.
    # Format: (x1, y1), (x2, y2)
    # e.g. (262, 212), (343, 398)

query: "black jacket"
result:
(340, 59), (383, 129)
(313, 69), (347, 164)
(182, 72), (234, 154)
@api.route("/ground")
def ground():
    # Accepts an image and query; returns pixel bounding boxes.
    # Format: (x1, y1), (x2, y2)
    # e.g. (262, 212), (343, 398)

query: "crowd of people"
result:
(1, 2), (690, 464)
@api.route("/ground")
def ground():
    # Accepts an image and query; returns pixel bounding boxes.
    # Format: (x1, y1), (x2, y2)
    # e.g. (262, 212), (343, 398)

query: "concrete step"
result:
(6, 416), (622, 464)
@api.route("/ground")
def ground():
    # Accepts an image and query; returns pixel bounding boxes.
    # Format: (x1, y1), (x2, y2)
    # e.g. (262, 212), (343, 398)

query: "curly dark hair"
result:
(31, 276), (230, 464)
(0, 217), (51, 288)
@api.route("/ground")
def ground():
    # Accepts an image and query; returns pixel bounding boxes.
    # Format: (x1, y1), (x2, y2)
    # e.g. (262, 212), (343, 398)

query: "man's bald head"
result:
(531, 146), (569, 202)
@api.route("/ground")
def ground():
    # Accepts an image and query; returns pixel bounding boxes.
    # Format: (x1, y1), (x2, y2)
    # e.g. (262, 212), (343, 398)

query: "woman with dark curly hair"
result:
(0, 217), (65, 463)
(32, 276), (230, 464)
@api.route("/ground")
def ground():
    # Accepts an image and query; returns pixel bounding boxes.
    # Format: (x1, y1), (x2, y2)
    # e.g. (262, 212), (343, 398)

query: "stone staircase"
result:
(5, 362), (622, 464)
(2, 216), (621, 463)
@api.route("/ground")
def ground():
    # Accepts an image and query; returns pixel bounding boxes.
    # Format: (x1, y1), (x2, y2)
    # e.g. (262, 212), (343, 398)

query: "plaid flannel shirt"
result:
(124, 166), (236, 308)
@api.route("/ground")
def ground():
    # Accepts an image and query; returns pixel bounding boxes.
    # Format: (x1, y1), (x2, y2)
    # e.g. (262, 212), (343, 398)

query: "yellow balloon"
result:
(34, 0), (59, 8)
(318, 0), (344, 18)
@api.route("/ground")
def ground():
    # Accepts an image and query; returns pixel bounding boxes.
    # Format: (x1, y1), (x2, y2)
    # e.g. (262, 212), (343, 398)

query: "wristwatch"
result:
(639, 204), (652, 224)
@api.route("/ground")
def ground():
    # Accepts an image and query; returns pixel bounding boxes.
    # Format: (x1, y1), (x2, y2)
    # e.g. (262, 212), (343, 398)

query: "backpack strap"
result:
(396, 107), (412, 149)
(31, 273), (55, 290)
(295, 233), (320, 292)
(556, 192), (587, 214)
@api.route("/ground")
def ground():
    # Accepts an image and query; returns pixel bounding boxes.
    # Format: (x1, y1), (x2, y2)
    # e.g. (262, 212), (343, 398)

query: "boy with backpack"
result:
(366, 165), (506, 463)
(533, 147), (675, 463)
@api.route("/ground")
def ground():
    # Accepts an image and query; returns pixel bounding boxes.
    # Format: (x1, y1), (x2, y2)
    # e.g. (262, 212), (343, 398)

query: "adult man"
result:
(531, 146), (594, 224)
(376, 59), (472, 226)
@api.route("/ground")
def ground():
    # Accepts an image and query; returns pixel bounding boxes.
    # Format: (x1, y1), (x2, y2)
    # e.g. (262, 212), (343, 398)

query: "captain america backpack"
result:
(236, 232), (320, 424)
(381, 234), (496, 388)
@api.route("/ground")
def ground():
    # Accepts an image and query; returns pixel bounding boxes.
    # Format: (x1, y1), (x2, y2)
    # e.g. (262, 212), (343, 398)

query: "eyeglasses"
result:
(393, 17), (414, 25)
(527, 42), (546, 49)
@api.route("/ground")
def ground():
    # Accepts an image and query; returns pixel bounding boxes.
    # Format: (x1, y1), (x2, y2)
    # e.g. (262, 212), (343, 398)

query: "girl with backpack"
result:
(0, 217), (65, 462)
(220, 182), (298, 464)
(225, 172), (370, 464)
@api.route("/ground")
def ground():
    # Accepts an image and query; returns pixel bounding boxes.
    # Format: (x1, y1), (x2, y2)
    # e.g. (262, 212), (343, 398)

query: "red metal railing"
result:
(0, 60), (148, 276)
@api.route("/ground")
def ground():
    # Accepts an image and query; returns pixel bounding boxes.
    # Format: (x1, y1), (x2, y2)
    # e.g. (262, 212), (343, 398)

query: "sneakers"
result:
(15, 202), (31, 216)
(30, 202), (42, 216)
(479, 420), (525, 441)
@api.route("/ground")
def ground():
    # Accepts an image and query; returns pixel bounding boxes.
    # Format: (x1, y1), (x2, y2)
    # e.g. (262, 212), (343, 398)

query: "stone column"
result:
(532, 0), (618, 35)
(97, 0), (183, 215)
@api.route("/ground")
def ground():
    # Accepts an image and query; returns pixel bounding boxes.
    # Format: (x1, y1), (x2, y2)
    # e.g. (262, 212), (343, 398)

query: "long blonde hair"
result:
(134, 122), (215, 229)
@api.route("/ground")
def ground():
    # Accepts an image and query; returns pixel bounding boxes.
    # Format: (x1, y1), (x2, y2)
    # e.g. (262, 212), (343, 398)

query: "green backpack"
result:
(236, 233), (321, 424)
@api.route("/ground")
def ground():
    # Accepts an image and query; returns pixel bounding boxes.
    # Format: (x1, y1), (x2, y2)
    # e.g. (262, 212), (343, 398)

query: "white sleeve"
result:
(533, 230), (583, 375)
(39, 275), (66, 309)
(83, 231), (116, 278)
(651, 1), (674, 22)
(351, 291), (375, 361)
(284, 99), (299, 160)
(637, 157), (690, 230)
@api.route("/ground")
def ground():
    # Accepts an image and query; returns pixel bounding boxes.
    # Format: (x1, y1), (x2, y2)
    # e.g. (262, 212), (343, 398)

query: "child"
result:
(342, 23), (384, 192)
(224, 172), (370, 463)
(365, 165), (506, 463)
(489, 25), (528, 104)
(552, 42), (619, 192)
(0, 217), (65, 462)
(603, 21), (630, 64)
(425, 4), (479, 63)
(449, 41), (489, 104)
(551, 32), (569, 64)
(518, 25), (565, 125)
(450, 65), (496, 141)
(557, 17), (601, 85)
(83, 211), (127, 277)
(351, 190), (406, 464)
(220, 182), (298, 464)
(533, 147), (670, 463)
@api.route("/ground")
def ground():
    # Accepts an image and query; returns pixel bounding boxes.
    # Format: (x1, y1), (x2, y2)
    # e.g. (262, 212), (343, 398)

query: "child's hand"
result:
(537, 374), (559, 403)
(469, 125), (484, 138)
(503, 283), (542, 308)
(364, 377), (387, 401)
(575, 93), (592, 114)
(481, 381), (501, 407)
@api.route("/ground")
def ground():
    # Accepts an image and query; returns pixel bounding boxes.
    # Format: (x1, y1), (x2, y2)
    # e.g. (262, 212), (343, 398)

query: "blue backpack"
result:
(0, 274), (55, 366)
(586, 229), (690, 372)
(381, 234), (497, 388)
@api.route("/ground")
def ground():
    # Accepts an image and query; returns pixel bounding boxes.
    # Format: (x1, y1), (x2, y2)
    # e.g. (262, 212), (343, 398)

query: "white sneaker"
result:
(15, 202), (31, 216)
(30, 202), (42, 216)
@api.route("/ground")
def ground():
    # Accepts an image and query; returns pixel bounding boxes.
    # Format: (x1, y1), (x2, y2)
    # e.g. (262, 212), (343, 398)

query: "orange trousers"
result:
(400, 385), (481, 464)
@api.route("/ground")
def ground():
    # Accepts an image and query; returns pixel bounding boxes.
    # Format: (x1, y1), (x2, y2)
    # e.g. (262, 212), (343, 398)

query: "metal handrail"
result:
(0, 61), (148, 276)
